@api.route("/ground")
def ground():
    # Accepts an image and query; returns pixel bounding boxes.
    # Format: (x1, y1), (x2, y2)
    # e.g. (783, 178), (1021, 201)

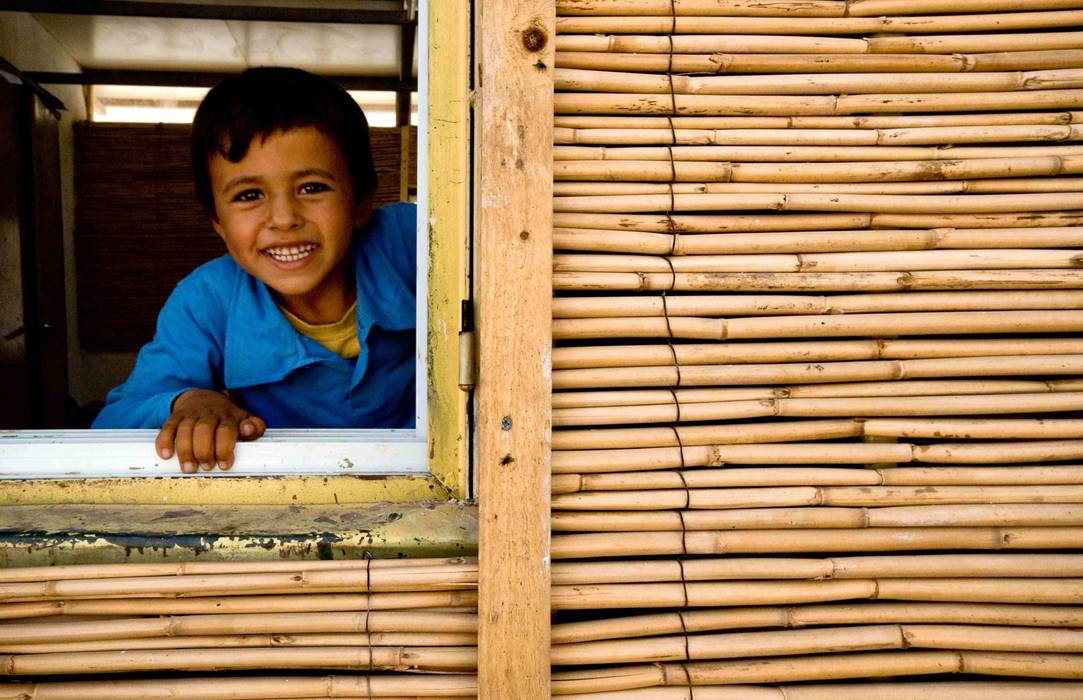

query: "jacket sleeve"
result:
(92, 269), (228, 429)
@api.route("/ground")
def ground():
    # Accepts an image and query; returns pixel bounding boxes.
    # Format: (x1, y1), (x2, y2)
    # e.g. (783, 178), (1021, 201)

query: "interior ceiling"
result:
(31, 2), (416, 77)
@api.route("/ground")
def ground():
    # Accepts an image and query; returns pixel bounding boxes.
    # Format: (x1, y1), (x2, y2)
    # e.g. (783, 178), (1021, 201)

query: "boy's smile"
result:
(209, 126), (371, 324)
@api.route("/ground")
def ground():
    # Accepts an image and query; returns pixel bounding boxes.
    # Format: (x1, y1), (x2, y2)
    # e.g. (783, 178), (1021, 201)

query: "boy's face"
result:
(208, 126), (371, 322)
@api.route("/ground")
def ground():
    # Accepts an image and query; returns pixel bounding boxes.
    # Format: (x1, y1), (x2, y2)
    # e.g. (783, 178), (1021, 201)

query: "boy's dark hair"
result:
(191, 67), (377, 217)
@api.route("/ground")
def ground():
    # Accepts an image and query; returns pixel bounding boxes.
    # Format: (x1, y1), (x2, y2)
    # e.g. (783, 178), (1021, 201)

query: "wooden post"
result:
(476, 0), (554, 697)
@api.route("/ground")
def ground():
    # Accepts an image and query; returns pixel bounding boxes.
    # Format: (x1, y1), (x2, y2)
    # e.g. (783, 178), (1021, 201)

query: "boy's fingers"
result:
(156, 420), (178, 460)
(191, 419), (218, 470)
(173, 419), (197, 474)
(215, 422), (239, 470)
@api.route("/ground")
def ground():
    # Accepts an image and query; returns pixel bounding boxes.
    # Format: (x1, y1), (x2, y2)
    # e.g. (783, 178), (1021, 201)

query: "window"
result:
(0, 1), (470, 502)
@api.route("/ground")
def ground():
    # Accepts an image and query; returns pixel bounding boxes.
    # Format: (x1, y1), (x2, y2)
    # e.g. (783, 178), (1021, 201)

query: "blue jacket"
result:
(93, 203), (417, 429)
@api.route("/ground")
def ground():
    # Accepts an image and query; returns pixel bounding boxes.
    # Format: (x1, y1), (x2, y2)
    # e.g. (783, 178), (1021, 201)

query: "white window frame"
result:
(0, 5), (431, 480)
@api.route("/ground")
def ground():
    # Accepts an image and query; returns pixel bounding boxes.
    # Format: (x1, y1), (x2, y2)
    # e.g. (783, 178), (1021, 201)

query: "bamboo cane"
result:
(0, 646), (478, 675)
(0, 631), (478, 654)
(0, 591), (479, 619)
(551, 602), (1083, 643)
(869, 32), (1083, 54)
(554, 123), (1083, 146)
(552, 484), (1083, 510)
(551, 528), (1083, 558)
(551, 555), (1083, 586)
(555, 68), (1083, 96)
(552, 211), (1083, 232)
(554, 144), (1083, 163)
(553, 465), (1083, 494)
(554, 11), (1083, 35)
(553, 227), (1083, 255)
(0, 611), (477, 645)
(0, 675), (479, 699)
(553, 269), (1083, 293)
(555, 50), (1083, 75)
(553, 393), (1083, 427)
(556, 0), (1083, 17)
(552, 339), (1083, 370)
(554, 383), (1078, 411)
(554, 180), (1083, 197)
(554, 89), (1083, 116)
(554, 158), (1083, 184)
(0, 557), (474, 584)
(0, 565), (478, 601)
(553, 112), (1083, 129)
(554, 681), (1083, 699)
(554, 291), (1083, 318)
(553, 419), (863, 451)
(553, 355), (1083, 394)
(848, 0), (1083, 16)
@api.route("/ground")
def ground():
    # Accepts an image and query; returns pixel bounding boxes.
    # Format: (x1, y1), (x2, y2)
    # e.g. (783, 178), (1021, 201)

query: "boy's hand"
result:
(156, 390), (266, 474)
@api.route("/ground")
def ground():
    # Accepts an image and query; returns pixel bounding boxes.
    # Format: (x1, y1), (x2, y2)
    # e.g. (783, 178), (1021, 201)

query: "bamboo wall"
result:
(550, 0), (1083, 695)
(0, 558), (478, 697)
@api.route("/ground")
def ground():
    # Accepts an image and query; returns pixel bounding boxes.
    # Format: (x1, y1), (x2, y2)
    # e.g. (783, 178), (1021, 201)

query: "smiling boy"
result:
(93, 68), (417, 473)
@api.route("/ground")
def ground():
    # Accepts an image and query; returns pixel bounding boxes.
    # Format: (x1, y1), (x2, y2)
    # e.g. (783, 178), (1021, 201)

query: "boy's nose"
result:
(268, 194), (303, 229)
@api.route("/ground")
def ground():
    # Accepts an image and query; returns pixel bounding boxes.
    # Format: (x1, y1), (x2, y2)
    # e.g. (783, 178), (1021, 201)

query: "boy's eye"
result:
(299, 182), (330, 195)
(233, 189), (262, 203)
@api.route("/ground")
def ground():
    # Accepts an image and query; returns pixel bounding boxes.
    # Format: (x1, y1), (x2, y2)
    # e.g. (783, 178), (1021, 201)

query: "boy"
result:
(93, 67), (417, 474)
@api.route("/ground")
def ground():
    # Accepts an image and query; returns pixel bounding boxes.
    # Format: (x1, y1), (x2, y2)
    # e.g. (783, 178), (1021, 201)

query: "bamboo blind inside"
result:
(0, 557), (478, 698)
(550, 0), (1083, 695)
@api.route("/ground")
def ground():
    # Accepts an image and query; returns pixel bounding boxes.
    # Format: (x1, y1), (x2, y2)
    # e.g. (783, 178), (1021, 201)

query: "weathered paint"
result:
(0, 502), (477, 566)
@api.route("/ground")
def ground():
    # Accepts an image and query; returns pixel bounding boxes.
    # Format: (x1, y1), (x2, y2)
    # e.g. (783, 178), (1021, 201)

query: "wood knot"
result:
(521, 26), (548, 53)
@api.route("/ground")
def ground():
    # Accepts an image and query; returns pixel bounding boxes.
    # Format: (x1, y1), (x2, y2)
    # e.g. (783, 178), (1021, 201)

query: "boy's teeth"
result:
(265, 244), (316, 262)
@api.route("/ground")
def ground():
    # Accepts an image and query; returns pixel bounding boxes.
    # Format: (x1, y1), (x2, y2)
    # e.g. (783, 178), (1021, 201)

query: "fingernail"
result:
(200, 463), (213, 471)
(182, 462), (195, 473)
(159, 448), (172, 459)
(240, 424), (254, 437)
(218, 461), (231, 471)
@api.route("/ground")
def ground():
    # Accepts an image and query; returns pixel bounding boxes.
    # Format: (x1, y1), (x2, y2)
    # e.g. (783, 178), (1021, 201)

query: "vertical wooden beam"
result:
(476, 0), (554, 696)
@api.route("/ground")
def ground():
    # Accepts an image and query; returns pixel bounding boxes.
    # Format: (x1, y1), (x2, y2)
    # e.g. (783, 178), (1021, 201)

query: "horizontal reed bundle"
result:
(0, 557), (473, 584)
(0, 610), (477, 645)
(0, 590), (479, 619)
(554, 10), (1083, 35)
(554, 192), (1083, 214)
(553, 157), (1083, 184)
(552, 338), (1083, 369)
(553, 440), (1083, 472)
(0, 646), (478, 675)
(552, 484), (1083, 510)
(555, 50), (1083, 75)
(554, 180), (1083, 197)
(553, 112), (1083, 130)
(0, 675), (479, 699)
(551, 555), (1083, 586)
(555, 0), (1083, 18)
(554, 123), (1083, 146)
(554, 33), (1083, 56)
(553, 290), (1083, 319)
(553, 227), (1083, 255)
(552, 211), (1083, 232)
(556, 250), (1083, 273)
(551, 578), (1083, 610)
(552, 465), (1083, 493)
(554, 68), (1083, 96)
(553, 380), (1083, 408)
(0, 631), (478, 654)
(554, 144), (1083, 163)
(551, 392), (1083, 426)
(553, 354), (1083, 393)
(553, 269), (1083, 292)
(551, 624), (1083, 666)
(550, 528), (1083, 558)
(553, 419), (864, 451)
(550, 651), (1083, 694)
(551, 504), (1083, 532)
(554, 88), (1083, 115)
(0, 564), (478, 601)
(551, 602), (1083, 644)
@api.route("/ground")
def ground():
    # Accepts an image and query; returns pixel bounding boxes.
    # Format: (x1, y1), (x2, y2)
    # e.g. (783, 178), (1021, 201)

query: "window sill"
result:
(0, 501), (478, 566)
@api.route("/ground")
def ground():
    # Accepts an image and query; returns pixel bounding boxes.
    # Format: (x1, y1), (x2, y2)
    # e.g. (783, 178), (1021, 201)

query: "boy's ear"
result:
(352, 193), (374, 230)
(211, 216), (226, 240)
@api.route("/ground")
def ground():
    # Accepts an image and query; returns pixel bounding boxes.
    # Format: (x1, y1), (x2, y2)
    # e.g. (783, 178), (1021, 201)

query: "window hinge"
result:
(458, 299), (475, 391)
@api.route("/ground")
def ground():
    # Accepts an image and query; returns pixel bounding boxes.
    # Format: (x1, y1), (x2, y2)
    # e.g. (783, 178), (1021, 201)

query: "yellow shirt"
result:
(279, 302), (361, 360)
